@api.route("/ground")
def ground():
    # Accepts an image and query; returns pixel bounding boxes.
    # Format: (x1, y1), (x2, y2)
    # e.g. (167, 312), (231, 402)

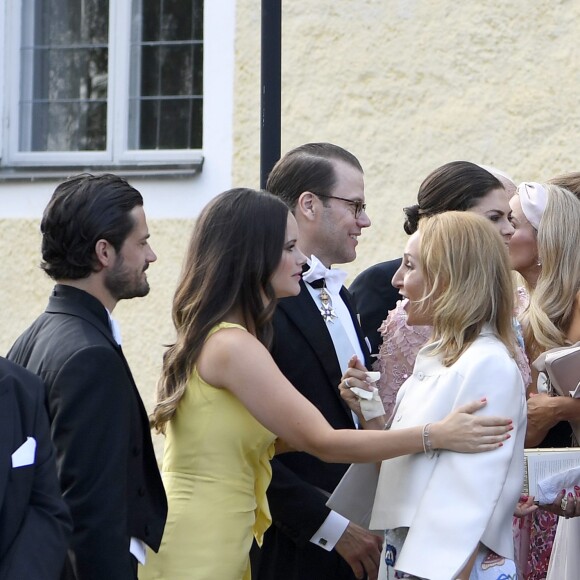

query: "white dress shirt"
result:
(107, 310), (147, 566)
(302, 256), (365, 551)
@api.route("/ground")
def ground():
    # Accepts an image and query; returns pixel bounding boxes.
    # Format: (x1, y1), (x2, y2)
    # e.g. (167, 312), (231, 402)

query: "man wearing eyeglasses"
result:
(251, 143), (380, 580)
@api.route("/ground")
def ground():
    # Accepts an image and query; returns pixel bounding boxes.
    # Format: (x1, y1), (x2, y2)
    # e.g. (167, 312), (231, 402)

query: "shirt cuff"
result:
(130, 537), (146, 565)
(309, 510), (350, 551)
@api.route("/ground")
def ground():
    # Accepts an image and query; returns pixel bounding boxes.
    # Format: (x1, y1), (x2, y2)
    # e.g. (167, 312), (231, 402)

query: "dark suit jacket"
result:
(7, 285), (167, 580)
(0, 358), (70, 580)
(252, 281), (371, 580)
(349, 258), (403, 356)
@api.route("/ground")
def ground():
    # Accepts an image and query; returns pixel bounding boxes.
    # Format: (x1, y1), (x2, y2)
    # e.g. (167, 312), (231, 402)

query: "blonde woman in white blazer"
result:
(340, 212), (527, 580)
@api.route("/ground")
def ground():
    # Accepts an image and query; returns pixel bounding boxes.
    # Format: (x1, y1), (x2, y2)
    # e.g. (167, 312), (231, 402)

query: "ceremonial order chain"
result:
(318, 283), (337, 323)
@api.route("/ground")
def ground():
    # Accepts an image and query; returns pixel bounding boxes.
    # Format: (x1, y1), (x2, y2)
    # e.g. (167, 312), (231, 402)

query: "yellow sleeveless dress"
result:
(140, 323), (276, 580)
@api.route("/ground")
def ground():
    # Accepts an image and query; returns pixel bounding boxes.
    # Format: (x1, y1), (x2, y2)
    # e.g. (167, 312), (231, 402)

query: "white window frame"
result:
(0, 2), (5, 165)
(2, 0), (212, 169)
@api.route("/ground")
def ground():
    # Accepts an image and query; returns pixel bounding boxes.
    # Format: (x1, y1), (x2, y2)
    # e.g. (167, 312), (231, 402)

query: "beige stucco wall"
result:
(233, 0), (580, 276)
(1, 0), (579, 456)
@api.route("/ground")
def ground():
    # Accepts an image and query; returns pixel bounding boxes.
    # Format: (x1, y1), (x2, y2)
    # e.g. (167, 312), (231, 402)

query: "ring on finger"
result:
(344, 378), (351, 388)
(561, 496), (568, 511)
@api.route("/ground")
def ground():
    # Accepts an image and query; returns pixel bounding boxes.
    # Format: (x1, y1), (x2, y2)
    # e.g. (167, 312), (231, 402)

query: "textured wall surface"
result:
(233, 0), (580, 276)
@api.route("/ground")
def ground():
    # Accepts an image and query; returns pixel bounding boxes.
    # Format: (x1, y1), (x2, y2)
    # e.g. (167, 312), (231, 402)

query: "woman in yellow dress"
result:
(140, 188), (513, 580)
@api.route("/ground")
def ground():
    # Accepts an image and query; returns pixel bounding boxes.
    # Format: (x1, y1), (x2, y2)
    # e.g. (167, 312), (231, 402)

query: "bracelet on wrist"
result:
(422, 423), (436, 457)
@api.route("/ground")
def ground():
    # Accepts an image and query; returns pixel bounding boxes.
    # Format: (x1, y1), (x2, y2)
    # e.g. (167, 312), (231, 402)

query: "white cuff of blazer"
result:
(310, 510), (349, 551)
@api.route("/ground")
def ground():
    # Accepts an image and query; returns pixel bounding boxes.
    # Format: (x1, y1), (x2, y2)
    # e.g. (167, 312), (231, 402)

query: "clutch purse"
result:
(533, 342), (580, 443)
(533, 342), (580, 397)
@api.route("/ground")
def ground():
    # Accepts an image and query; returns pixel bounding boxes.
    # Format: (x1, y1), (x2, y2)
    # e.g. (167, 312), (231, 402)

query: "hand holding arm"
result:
(429, 398), (513, 453)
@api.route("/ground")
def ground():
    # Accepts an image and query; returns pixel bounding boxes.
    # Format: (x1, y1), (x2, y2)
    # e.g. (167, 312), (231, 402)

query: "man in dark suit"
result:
(8, 174), (167, 579)
(252, 143), (383, 580)
(349, 258), (402, 356)
(0, 358), (70, 579)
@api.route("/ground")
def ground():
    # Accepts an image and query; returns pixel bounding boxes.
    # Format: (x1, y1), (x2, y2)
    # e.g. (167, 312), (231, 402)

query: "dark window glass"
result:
(129, 0), (203, 150)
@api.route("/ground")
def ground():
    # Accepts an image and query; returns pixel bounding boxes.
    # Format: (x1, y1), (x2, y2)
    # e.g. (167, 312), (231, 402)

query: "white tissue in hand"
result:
(365, 371), (380, 383)
(351, 386), (386, 420)
(350, 386), (375, 400)
(537, 466), (580, 505)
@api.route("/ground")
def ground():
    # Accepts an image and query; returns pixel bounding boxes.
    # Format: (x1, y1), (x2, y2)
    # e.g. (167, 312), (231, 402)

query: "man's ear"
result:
(296, 191), (317, 222)
(94, 239), (115, 269)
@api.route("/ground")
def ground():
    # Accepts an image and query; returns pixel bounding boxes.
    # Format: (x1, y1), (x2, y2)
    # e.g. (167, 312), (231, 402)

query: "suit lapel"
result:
(277, 281), (355, 424)
(46, 296), (118, 350)
(46, 289), (149, 421)
(279, 284), (340, 380)
(340, 287), (372, 368)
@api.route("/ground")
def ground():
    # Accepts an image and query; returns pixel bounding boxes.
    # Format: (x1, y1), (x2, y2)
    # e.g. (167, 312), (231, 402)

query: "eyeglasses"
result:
(312, 192), (367, 219)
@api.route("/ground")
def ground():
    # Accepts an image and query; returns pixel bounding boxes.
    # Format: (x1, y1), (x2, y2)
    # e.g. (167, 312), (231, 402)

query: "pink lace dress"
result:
(374, 300), (431, 419)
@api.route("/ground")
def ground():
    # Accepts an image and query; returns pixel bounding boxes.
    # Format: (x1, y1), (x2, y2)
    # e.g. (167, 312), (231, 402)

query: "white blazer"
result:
(369, 329), (527, 580)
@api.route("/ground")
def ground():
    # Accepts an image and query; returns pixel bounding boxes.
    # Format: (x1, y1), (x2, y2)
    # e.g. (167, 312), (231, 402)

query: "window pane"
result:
(20, 101), (107, 151)
(129, 0), (203, 150)
(135, 97), (202, 149)
(141, 0), (203, 42)
(19, 0), (109, 152)
(139, 44), (203, 97)
(29, 0), (108, 45)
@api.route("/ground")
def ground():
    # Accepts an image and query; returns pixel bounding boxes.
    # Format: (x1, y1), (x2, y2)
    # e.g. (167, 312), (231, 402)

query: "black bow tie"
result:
(308, 278), (326, 289)
(301, 264), (327, 288)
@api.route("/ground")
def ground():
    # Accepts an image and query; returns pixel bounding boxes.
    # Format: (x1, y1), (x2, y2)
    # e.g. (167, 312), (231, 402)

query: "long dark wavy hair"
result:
(151, 188), (290, 433)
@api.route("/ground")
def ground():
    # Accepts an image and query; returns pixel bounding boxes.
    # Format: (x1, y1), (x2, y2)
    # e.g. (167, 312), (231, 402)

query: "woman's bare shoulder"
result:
(199, 324), (273, 387)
